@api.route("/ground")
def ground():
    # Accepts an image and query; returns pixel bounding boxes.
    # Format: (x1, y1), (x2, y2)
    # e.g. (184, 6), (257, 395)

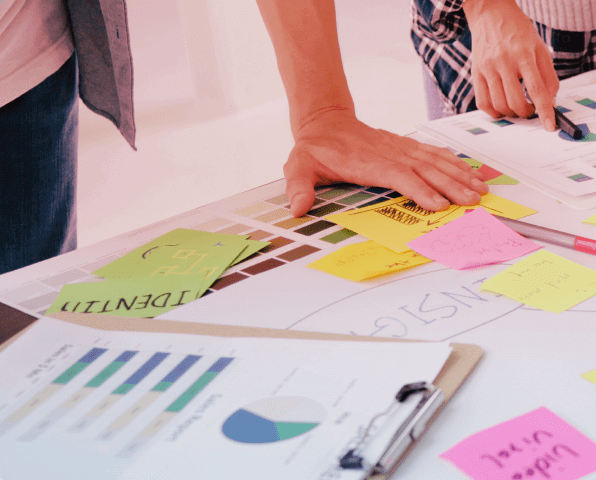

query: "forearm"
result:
(256, 0), (354, 136)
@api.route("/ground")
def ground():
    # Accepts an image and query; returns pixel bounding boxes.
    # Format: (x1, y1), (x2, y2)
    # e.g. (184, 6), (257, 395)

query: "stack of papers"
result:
(46, 229), (270, 318)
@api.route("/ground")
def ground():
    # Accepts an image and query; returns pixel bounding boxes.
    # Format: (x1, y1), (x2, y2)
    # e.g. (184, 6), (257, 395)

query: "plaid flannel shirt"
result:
(411, 0), (596, 115)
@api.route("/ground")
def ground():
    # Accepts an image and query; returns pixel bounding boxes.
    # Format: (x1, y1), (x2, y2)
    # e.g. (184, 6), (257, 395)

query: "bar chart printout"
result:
(18, 350), (138, 441)
(0, 318), (452, 480)
(0, 347), (107, 438)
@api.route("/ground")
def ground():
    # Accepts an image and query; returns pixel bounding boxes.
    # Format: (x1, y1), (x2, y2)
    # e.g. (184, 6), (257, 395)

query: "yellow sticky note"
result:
(326, 193), (537, 254)
(480, 250), (596, 313)
(581, 369), (596, 385)
(582, 213), (596, 225)
(307, 240), (432, 281)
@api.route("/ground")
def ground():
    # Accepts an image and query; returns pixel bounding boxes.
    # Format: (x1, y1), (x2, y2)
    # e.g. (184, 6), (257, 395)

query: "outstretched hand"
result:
(284, 110), (489, 217)
(464, 0), (559, 131)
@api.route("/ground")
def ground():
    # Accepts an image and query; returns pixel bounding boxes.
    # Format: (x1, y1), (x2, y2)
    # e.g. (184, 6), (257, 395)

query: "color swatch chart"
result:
(0, 179), (401, 318)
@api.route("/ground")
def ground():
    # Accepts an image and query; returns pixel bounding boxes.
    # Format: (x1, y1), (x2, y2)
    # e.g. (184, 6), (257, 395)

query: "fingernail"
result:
(545, 118), (556, 132)
(472, 178), (488, 192)
(433, 194), (449, 207)
(463, 188), (478, 196)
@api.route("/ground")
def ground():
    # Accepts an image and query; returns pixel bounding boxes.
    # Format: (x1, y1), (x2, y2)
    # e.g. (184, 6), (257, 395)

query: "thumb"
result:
(283, 150), (317, 217)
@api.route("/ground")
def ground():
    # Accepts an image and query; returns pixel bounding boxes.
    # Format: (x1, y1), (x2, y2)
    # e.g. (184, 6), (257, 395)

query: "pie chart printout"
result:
(559, 123), (596, 142)
(222, 396), (326, 444)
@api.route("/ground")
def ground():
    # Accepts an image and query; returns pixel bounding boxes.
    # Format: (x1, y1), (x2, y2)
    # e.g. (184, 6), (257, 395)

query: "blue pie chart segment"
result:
(222, 396), (326, 444)
(559, 123), (596, 142)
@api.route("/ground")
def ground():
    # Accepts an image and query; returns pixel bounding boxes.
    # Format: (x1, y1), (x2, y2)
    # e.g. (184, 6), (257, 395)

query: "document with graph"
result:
(0, 317), (452, 480)
(417, 70), (596, 208)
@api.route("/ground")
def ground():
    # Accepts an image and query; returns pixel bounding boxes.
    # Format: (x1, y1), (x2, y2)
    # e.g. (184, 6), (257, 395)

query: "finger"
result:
(381, 163), (451, 211)
(501, 69), (534, 118)
(283, 150), (317, 217)
(521, 60), (556, 131)
(536, 46), (559, 100)
(412, 141), (485, 179)
(412, 163), (484, 206)
(473, 73), (502, 119)
(432, 158), (490, 195)
(485, 71), (516, 118)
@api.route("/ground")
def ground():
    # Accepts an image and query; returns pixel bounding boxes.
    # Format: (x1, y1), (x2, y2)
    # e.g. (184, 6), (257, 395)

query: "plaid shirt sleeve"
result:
(411, 0), (467, 43)
(410, 0), (476, 114)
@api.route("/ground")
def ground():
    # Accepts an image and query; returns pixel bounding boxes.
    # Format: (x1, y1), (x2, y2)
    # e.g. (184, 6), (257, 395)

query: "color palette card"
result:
(480, 250), (596, 313)
(407, 208), (541, 270)
(46, 270), (209, 318)
(326, 193), (537, 254)
(307, 240), (432, 281)
(441, 407), (596, 480)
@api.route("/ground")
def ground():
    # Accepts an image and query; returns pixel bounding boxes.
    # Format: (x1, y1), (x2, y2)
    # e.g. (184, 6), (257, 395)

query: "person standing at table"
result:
(256, 0), (596, 218)
(0, 0), (135, 275)
(411, 0), (595, 129)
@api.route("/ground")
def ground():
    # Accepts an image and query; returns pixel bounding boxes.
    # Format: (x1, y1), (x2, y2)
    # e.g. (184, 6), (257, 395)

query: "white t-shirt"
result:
(0, 0), (74, 108)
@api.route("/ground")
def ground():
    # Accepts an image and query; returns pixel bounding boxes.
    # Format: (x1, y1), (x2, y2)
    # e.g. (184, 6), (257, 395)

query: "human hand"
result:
(283, 110), (489, 217)
(463, 0), (559, 131)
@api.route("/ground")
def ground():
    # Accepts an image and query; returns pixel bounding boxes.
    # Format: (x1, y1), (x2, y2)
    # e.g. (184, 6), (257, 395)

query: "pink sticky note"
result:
(441, 407), (596, 480)
(407, 208), (541, 269)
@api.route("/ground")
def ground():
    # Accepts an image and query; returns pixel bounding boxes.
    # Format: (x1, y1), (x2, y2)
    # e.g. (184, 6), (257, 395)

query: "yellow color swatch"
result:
(581, 369), (596, 386)
(582, 213), (596, 225)
(307, 240), (432, 281)
(326, 193), (537, 254)
(480, 250), (596, 313)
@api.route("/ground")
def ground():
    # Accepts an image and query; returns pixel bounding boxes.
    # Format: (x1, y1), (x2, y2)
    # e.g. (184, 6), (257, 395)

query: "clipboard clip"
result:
(339, 382), (445, 474)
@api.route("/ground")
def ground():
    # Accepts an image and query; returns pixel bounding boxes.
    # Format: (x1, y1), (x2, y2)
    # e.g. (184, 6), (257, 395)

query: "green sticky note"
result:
(94, 229), (268, 278)
(46, 271), (208, 318)
(95, 238), (245, 280)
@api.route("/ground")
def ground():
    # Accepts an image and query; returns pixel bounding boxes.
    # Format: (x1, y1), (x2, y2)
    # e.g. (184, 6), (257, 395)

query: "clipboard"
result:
(1, 310), (483, 479)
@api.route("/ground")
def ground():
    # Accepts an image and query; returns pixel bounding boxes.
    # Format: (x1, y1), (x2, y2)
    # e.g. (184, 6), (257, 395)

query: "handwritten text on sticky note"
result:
(307, 240), (432, 281)
(441, 407), (596, 480)
(407, 208), (541, 269)
(480, 250), (596, 313)
(326, 193), (537, 254)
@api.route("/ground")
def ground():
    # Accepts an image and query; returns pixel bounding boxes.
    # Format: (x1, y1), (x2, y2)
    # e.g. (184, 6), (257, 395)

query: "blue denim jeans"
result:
(0, 54), (78, 274)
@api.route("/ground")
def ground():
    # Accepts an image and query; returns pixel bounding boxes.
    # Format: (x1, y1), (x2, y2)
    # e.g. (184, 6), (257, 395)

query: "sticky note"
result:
(94, 238), (247, 281)
(93, 229), (267, 278)
(441, 407), (596, 480)
(326, 193), (537, 254)
(307, 240), (432, 281)
(480, 250), (596, 313)
(581, 213), (596, 225)
(581, 369), (596, 385)
(407, 208), (541, 269)
(459, 155), (518, 184)
(46, 271), (208, 318)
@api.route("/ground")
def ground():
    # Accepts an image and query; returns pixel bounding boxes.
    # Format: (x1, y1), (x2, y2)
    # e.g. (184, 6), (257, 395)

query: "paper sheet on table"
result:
(45, 270), (208, 317)
(0, 316), (452, 480)
(307, 240), (432, 281)
(581, 368), (596, 385)
(480, 250), (596, 313)
(407, 208), (541, 270)
(440, 406), (596, 480)
(93, 229), (268, 279)
(326, 193), (537, 254)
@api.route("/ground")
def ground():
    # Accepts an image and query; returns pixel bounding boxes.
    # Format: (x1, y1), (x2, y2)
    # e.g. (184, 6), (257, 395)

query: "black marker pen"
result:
(554, 107), (582, 139)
